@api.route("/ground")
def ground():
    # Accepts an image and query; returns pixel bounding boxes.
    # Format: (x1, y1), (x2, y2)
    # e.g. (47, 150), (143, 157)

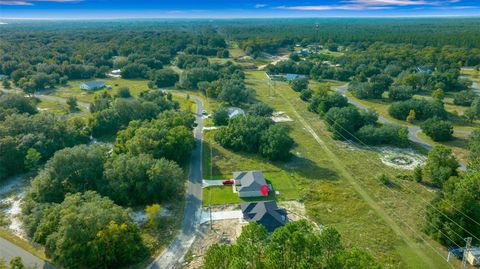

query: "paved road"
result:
(0, 237), (55, 269)
(147, 97), (204, 269)
(333, 84), (469, 170)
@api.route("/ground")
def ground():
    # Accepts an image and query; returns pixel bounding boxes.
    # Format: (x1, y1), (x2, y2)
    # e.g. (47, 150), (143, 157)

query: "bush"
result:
(212, 107), (229, 126)
(153, 68), (179, 88)
(388, 85), (415, 101)
(290, 78), (309, 92)
(300, 88), (313, 101)
(309, 92), (348, 114)
(420, 118), (453, 141)
(249, 103), (273, 117)
(356, 124), (409, 146)
(116, 87), (131, 98)
(388, 99), (447, 121)
(453, 90), (476, 106)
(325, 106), (363, 140)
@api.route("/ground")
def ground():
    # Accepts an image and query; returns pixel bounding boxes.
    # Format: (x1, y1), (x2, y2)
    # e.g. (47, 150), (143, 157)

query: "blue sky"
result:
(1, 0), (479, 19)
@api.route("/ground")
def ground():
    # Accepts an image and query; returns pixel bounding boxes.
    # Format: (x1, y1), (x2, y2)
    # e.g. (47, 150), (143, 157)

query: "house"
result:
(234, 171), (268, 198)
(415, 66), (433, 74)
(466, 247), (480, 265)
(80, 81), (105, 91)
(285, 74), (307, 81)
(241, 201), (287, 232)
(227, 107), (245, 119)
(108, 69), (122, 78)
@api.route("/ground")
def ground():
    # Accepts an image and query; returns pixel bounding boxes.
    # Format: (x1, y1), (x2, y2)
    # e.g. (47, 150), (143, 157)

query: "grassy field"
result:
(36, 98), (69, 115)
(240, 69), (461, 269)
(202, 129), (302, 206)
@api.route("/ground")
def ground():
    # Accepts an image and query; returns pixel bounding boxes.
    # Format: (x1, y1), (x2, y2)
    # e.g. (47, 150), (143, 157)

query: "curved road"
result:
(147, 97), (204, 269)
(333, 84), (469, 169)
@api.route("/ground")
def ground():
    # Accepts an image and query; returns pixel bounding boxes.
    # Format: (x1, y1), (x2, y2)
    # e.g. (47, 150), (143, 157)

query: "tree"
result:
(218, 79), (253, 105)
(104, 154), (184, 206)
(309, 92), (348, 115)
(468, 130), (480, 171)
(116, 87), (131, 98)
(28, 144), (107, 203)
(388, 85), (415, 101)
(145, 204), (162, 229)
(8, 257), (24, 269)
(453, 90), (476, 106)
(212, 107), (229, 126)
(425, 172), (480, 246)
(465, 98), (480, 122)
(2, 78), (10, 89)
(420, 118), (453, 141)
(406, 109), (416, 123)
(414, 165), (423, 183)
(325, 106), (363, 140)
(290, 78), (309, 92)
(432, 88), (445, 101)
(203, 220), (381, 269)
(24, 148), (41, 170)
(249, 102), (273, 117)
(0, 93), (37, 115)
(120, 63), (149, 79)
(300, 88), (313, 101)
(66, 96), (78, 112)
(259, 124), (294, 161)
(153, 69), (179, 88)
(424, 146), (459, 187)
(26, 191), (147, 269)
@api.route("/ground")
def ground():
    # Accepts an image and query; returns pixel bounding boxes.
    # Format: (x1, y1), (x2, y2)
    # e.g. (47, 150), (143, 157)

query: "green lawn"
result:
(239, 69), (460, 269)
(202, 129), (301, 206)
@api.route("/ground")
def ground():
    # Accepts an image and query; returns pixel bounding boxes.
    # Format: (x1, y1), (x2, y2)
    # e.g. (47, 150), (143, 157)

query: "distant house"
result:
(108, 69), (122, 78)
(466, 247), (480, 265)
(80, 81), (105, 91)
(227, 107), (245, 119)
(285, 74), (307, 81)
(234, 171), (268, 198)
(415, 66), (433, 74)
(241, 201), (287, 232)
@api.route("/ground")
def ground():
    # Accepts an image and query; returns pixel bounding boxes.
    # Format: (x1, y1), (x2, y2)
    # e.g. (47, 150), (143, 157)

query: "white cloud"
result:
(279, 0), (462, 11)
(0, 0), (82, 5)
(255, 4), (267, 8)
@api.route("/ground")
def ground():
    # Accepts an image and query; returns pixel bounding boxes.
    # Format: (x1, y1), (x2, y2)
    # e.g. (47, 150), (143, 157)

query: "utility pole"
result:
(462, 237), (472, 269)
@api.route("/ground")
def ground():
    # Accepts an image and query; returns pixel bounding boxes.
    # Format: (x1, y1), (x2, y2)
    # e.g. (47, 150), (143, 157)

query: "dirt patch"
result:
(378, 147), (426, 170)
(182, 219), (244, 269)
(271, 112), (293, 123)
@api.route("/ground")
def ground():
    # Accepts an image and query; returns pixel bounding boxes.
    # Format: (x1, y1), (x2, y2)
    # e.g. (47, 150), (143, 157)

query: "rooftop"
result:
(234, 171), (266, 193)
(241, 201), (287, 232)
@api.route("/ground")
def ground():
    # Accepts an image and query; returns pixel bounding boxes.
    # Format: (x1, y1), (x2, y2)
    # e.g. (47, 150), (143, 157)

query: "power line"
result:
(319, 106), (480, 242)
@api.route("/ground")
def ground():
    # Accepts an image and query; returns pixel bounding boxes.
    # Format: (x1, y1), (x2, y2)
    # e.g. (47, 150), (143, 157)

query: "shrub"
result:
(116, 87), (131, 98)
(290, 78), (309, 92)
(388, 85), (415, 101)
(453, 90), (476, 106)
(420, 118), (453, 141)
(388, 99), (447, 121)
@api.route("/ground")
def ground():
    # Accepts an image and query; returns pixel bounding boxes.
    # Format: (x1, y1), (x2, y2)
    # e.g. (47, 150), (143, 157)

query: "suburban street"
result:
(0, 237), (55, 269)
(147, 97), (204, 269)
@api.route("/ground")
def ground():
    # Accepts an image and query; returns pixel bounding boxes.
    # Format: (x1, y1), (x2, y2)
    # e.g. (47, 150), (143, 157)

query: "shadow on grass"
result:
(282, 155), (339, 181)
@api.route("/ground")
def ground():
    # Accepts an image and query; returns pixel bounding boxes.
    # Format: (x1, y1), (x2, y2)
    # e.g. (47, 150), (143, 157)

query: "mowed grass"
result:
(202, 130), (301, 206)
(47, 78), (150, 103)
(243, 69), (459, 269)
(36, 98), (69, 115)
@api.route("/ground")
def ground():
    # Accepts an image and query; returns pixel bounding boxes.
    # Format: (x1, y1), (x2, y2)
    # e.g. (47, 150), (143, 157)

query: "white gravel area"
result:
(200, 210), (243, 224)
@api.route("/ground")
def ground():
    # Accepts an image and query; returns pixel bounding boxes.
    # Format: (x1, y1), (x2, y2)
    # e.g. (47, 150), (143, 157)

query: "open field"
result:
(241, 69), (461, 269)
(36, 98), (69, 115)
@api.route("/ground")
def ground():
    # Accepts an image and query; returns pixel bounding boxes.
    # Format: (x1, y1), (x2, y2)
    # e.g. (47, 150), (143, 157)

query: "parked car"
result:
(222, 179), (234, 185)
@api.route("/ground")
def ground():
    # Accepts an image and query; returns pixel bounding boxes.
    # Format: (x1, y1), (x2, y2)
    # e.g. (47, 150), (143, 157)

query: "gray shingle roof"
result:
(81, 81), (105, 89)
(285, 74), (306, 81)
(241, 201), (287, 232)
(234, 171), (266, 193)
